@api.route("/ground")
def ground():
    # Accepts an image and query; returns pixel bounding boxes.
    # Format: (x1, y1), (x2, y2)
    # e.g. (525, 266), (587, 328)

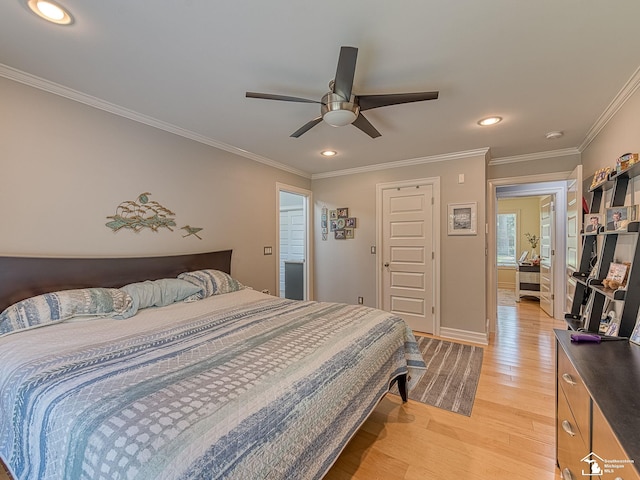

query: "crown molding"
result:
(311, 148), (490, 180)
(0, 64), (311, 179)
(489, 147), (580, 166)
(578, 65), (640, 153)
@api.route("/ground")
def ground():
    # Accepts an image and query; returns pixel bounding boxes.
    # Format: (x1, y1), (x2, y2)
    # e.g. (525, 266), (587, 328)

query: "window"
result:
(497, 212), (517, 265)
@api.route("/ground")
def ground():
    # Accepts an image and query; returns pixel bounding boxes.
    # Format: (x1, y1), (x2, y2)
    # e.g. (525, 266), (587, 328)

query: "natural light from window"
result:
(497, 212), (517, 265)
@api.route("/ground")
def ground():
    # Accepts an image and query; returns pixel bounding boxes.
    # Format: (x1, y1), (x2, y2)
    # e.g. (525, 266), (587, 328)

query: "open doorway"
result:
(488, 173), (571, 332)
(277, 184), (312, 300)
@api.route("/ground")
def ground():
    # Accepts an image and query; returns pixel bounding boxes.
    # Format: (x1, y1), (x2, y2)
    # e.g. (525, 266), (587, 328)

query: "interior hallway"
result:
(326, 291), (566, 480)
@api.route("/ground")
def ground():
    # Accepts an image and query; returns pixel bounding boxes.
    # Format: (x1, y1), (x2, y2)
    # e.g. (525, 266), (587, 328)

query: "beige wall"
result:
(0, 77), (311, 294)
(582, 87), (640, 179)
(312, 152), (488, 337)
(489, 153), (580, 180)
(497, 196), (541, 288)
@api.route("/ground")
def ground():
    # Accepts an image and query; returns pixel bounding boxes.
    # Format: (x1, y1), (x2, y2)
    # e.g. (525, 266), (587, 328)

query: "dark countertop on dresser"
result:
(555, 329), (640, 469)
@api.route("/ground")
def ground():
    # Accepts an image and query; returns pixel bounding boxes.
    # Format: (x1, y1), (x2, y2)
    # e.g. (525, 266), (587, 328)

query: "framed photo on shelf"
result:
(583, 213), (603, 234)
(447, 202), (477, 236)
(605, 262), (629, 284)
(605, 205), (638, 231)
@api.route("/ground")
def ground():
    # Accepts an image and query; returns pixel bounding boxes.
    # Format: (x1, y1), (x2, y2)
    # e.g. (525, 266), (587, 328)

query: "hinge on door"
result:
(431, 197), (434, 205)
(551, 294), (555, 300)
(432, 251), (434, 260)
(432, 306), (435, 314)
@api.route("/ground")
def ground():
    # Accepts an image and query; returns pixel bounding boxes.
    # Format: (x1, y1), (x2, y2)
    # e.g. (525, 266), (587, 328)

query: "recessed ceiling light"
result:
(27, 0), (73, 25)
(545, 131), (564, 140)
(321, 150), (337, 157)
(477, 116), (502, 126)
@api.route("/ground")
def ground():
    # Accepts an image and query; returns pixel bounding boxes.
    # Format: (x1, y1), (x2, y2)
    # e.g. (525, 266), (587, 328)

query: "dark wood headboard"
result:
(0, 250), (232, 312)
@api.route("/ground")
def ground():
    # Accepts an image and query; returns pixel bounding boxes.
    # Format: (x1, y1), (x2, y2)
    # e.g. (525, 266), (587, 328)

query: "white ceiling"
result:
(2, 0), (640, 176)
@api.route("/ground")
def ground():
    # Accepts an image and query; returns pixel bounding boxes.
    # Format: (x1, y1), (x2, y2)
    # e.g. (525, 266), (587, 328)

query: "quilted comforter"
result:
(0, 289), (426, 480)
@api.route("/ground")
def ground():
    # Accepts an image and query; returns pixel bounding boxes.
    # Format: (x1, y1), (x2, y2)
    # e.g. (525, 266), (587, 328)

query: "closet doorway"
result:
(277, 184), (312, 300)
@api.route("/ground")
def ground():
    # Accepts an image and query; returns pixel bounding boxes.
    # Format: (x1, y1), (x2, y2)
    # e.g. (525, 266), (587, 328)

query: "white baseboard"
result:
(439, 326), (489, 346)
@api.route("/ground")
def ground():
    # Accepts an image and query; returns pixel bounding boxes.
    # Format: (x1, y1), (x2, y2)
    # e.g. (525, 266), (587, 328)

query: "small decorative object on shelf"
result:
(605, 205), (638, 231)
(590, 166), (612, 189)
(616, 152), (639, 174)
(602, 262), (630, 290)
(630, 313), (640, 345)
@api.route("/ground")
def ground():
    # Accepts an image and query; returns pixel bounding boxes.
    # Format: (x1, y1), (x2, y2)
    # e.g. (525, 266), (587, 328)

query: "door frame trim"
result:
(375, 177), (441, 336)
(276, 183), (313, 300)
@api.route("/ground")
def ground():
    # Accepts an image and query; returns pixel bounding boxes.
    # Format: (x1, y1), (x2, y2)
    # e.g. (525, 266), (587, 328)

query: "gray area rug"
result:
(391, 336), (483, 416)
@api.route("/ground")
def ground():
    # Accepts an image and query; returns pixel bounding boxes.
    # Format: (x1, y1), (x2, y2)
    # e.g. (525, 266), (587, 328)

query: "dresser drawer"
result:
(557, 344), (591, 439)
(592, 402), (640, 480)
(557, 387), (589, 480)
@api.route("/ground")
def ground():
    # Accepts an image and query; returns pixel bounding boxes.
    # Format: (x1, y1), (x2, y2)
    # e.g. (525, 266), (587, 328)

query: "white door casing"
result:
(566, 166), (582, 313)
(276, 184), (312, 300)
(539, 195), (554, 317)
(377, 178), (440, 335)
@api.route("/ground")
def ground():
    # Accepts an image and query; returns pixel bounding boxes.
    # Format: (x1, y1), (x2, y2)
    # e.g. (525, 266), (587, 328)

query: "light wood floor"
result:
(325, 293), (566, 480)
(0, 293), (564, 480)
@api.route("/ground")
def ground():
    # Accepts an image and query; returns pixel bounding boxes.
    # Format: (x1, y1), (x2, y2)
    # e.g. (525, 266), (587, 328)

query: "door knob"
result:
(384, 262), (390, 267)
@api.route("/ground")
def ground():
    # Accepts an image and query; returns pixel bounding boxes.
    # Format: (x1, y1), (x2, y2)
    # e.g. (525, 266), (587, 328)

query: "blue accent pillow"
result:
(177, 270), (245, 298)
(117, 278), (202, 319)
(0, 288), (132, 336)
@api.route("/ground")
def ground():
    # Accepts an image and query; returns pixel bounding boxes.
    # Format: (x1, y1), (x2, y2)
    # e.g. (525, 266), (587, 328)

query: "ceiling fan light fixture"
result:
(477, 116), (502, 126)
(323, 109), (357, 127)
(27, 0), (73, 24)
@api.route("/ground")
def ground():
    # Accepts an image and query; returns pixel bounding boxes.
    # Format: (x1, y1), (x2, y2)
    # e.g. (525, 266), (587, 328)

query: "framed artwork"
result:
(583, 213), (603, 234)
(329, 210), (338, 220)
(334, 230), (346, 240)
(345, 217), (357, 228)
(345, 228), (354, 239)
(337, 208), (349, 218)
(448, 202), (477, 236)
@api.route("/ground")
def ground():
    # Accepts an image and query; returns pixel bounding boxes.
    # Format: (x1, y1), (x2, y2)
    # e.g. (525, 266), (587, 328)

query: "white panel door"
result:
(382, 185), (434, 334)
(539, 195), (554, 317)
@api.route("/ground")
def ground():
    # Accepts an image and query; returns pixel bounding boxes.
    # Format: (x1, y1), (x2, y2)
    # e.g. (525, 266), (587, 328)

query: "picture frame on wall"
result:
(447, 202), (477, 236)
(334, 230), (346, 240)
(337, 208), (349, 218)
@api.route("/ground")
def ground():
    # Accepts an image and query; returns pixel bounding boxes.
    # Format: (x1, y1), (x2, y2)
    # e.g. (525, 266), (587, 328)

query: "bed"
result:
(0, 251), (426, 480)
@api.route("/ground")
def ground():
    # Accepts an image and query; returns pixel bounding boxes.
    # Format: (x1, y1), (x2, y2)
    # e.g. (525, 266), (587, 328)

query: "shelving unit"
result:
(565, 162), (640, 337)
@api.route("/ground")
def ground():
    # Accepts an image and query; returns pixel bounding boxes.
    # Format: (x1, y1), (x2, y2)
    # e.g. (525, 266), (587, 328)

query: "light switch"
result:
(264, 246), (272, 255)
(458, 173), (465, 184)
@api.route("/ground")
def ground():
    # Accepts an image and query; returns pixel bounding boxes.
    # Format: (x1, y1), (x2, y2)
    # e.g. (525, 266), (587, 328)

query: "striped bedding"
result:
(0, 289), (426, 480)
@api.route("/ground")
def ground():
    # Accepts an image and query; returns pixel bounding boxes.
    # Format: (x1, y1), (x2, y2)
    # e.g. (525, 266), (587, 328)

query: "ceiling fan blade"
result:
(352, 113), (381, 138)
(246, 92), (323, 104)
(357, 91), (439, 111)
(333, 46), (358, 101)
(290, 117), (323, 138)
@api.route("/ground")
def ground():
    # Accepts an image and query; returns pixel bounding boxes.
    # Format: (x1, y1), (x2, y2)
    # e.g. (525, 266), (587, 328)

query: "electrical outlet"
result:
(358, 297), (363, 304)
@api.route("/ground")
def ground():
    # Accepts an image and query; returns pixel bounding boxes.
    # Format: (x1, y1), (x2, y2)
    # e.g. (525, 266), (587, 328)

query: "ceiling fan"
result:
(246, 46), (439, 138)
